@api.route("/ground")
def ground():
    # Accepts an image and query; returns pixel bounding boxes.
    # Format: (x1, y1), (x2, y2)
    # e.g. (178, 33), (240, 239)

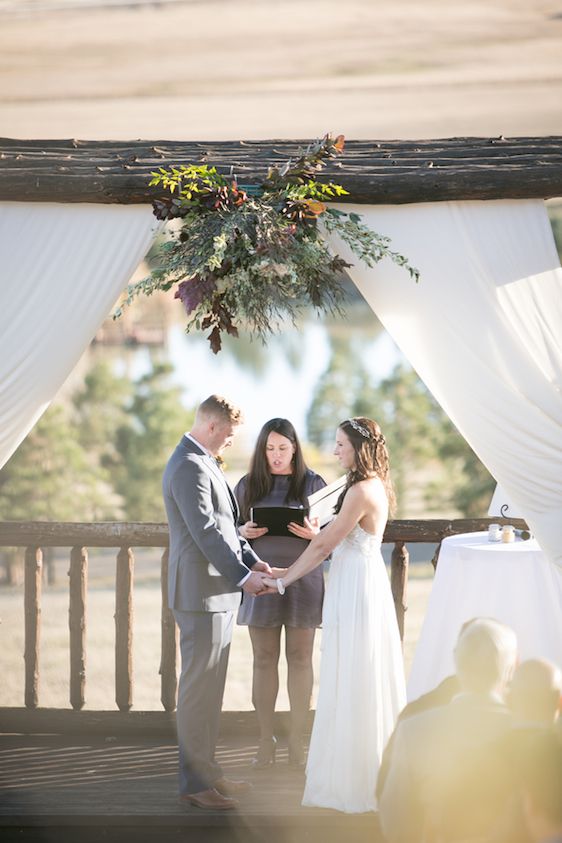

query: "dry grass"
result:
(0, 0), (561, 139)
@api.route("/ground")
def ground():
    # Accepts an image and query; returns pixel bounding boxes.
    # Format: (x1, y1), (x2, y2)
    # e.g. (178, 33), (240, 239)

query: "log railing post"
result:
(159, 548), (177, 712)
(69, 546), (88, 710)
(390, 541), (409, 643)
(24, 546), (43, 709)
(115, 546), (134, 712)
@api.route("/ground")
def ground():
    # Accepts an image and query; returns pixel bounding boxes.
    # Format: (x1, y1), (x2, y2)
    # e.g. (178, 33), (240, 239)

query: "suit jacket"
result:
(163, 435), (260, 612)
(379, 693), (513, 843)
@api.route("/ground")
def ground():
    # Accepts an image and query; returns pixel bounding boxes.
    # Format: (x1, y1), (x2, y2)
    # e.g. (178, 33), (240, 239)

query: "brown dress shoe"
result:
(213, 777), (253, 796)
(180, 788), (237, 810)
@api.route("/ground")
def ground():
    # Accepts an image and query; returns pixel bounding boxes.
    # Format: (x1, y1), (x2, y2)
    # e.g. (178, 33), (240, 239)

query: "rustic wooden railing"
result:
(0, 517), (527, 718)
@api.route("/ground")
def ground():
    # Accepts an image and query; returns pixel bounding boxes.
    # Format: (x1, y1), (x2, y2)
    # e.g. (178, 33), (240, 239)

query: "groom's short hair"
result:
(197, 395), (244, 425)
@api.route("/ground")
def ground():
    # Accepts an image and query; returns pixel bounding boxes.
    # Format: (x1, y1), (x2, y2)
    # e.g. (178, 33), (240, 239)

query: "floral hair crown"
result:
(345, 418), (386, 446)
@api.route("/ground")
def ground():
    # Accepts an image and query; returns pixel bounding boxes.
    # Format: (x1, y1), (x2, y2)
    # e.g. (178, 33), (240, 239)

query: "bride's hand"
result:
(239, 520), (269, 540)
(261, 576), (279, 591)
(268, 567), (286, 579)
(287, 516), (320, 540)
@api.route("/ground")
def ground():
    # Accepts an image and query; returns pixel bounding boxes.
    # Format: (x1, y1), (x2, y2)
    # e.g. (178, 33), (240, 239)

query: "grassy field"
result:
(0, 553), (433, 711)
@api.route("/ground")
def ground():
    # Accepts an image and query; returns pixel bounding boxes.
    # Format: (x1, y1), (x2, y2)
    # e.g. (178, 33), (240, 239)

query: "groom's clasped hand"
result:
(243, 560), (277, 596)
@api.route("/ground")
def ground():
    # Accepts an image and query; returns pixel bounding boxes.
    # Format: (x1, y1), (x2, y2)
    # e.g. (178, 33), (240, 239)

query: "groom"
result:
(163, 395), (272, 810)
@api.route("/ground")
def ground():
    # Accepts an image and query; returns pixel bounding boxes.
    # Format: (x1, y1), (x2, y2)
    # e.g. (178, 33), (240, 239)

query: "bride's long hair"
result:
(334, 417), (396, 515)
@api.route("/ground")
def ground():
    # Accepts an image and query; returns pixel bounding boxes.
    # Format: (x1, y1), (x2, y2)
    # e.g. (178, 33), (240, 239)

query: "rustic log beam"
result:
(0, 517), (529, 548)
(0, 137), (560, 204)
(390, 541), (409, 642)
(159, 548), (177, 713)
(69, 546), (88, 711)
(115, 547), (134, 712)
(24, 547), (42, 709)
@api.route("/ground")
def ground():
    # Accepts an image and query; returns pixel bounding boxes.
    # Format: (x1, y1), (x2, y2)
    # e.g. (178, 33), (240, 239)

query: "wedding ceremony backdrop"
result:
(1, 135), (562, 841)
(1, 136), (561, 566)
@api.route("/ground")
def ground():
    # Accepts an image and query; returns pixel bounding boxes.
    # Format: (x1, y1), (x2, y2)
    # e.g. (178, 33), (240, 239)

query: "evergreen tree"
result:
(114, 362), (192, 521)
(350, 364), (444, 514)
(0, 405), (109, 521)
(307, 337), (369, 448)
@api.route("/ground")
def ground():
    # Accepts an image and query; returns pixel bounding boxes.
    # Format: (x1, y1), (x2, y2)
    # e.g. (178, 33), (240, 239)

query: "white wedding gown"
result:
(302, 524), (407, 813)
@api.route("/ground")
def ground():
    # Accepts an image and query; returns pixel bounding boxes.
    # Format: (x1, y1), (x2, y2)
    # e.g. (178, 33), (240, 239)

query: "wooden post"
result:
(69, 546), (88, 710)
(115, 546), (134, 712)
(431, 541), (442, 570)
(159, 548), (177, 712)
(390, 541), (409, 643)
(24, 546), (42, 708)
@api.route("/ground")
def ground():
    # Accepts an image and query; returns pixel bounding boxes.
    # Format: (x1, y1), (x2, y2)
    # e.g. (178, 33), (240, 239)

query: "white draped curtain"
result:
(1, 197), (561, 571)
(0, 202), (158, 470)
(325, 198), (562, 568)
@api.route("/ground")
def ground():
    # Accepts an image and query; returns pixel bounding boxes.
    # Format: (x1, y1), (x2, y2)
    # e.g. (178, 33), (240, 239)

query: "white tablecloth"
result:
(407, 531), (562, 701)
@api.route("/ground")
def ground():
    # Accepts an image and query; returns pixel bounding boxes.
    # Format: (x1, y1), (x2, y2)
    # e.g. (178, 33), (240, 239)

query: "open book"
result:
(251, 475), (346, 537)
(307, 474), (347, 526)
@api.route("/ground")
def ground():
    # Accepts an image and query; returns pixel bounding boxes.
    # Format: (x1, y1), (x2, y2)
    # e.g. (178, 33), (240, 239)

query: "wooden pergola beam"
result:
(1, 136), (561, 205)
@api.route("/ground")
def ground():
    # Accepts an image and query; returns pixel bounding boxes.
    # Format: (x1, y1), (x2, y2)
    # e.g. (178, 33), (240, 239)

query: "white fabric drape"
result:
(325, 199), (562, 568)
(0, 202), (157, 470)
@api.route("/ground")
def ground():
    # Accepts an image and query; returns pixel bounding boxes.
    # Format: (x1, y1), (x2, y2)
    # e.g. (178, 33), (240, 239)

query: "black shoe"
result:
(251, 736), (277, 768)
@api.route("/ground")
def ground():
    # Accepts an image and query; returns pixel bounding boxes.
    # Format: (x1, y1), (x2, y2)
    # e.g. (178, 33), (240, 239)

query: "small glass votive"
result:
(488, 523), (501, 542)
(502, 525), (515, 543)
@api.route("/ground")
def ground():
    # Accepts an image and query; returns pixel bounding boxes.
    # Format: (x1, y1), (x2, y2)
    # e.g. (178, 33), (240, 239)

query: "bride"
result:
(263, 417), (406, 813)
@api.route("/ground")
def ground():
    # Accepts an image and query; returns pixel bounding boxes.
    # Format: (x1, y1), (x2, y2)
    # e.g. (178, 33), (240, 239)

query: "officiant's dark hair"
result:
(335, 417), (396, 515)
(241, 418), (308, 521)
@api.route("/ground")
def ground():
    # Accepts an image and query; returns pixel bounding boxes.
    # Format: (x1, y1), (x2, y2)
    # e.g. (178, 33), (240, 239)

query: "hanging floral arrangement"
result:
(114, 134), (419, 353)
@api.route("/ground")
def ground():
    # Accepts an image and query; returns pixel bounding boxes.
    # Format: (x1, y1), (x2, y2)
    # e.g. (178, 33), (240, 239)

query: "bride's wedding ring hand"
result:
(287, 516), (320, 540)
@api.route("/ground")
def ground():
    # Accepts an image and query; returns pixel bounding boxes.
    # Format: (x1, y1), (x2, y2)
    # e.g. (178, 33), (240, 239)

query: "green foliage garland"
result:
(114, 134), (419, 353)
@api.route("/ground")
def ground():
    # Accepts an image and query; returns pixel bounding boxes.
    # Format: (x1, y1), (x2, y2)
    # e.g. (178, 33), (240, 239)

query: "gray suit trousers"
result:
(173, 609), (234, 795)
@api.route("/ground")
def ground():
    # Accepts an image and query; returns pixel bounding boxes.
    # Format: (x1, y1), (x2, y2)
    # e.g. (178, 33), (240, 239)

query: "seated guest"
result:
(376, 674), (460, 800)
(487, 659), (562, 843)
(508, 659), (561, 727)
(518, 731), (562, 843)
(378, 618), (518, 843)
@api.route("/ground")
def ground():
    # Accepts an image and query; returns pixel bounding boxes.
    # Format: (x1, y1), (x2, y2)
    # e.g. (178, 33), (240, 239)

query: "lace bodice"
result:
(340, 523), (383, 553)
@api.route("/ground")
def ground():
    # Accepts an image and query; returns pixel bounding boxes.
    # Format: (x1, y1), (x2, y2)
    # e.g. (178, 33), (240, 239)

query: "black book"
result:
(250, 506), (308, 538)
(250, 475), (347, 537)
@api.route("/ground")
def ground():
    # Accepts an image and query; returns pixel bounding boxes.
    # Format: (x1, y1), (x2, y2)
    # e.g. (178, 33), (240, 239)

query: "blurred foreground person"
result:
(508, 658), (561, 727)
(379, 617), (518, 843)
(518, 731), (562, 843)
(490, 658), (562, 843)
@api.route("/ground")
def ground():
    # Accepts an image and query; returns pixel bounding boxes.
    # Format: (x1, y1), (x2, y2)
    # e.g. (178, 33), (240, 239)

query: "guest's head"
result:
(519, 731), (562, 842)
(453, 618), (518, 696)
(508, 659), (562, 725)
(242, 418), (308, 519)
(191, 394), (244, 456)
(335, 417), (396, 513)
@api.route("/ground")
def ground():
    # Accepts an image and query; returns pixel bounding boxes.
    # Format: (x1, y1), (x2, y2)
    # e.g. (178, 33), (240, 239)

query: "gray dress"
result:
(235, 470), (326, 628)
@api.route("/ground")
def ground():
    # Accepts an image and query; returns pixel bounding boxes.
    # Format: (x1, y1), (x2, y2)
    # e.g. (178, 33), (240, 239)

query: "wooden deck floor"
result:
(0, 733), (383, 843)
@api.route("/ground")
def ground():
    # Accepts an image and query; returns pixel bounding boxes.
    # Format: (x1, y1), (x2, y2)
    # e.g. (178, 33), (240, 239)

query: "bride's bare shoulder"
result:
(355, 475), (385, 496)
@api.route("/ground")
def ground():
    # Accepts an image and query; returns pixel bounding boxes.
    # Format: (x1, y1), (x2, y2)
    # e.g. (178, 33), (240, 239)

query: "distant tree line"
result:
(0, 329), (495, 585)
(0, 360), (191, 525)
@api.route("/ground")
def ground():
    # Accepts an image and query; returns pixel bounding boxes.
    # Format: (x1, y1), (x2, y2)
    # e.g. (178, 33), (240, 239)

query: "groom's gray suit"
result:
(163, 434), (261, 795)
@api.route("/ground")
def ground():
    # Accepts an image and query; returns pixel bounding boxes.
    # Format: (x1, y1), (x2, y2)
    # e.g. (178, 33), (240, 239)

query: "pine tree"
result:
(114, 362), (193, 521)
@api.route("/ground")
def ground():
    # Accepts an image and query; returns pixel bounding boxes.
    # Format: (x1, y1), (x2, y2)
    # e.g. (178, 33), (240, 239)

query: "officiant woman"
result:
(235, 418), (326, 768)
